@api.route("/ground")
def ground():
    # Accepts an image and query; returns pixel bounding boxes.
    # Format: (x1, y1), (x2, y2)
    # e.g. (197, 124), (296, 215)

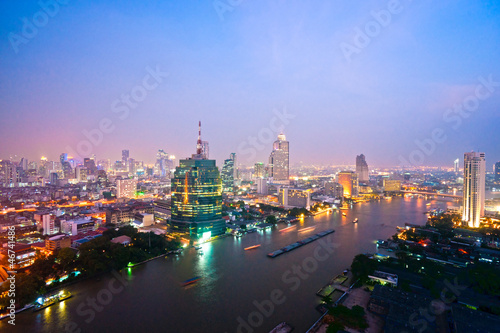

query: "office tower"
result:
(454, 158), (460, 173)
(60, 153), (74, 179)
(50, 172), (59, 184)
(337, 171), (358, 198)
(256, 178), (268, 194)
(202, 141), (209, 159)
(170, 122), (225, 240)
(83, 158), (97, 174)
(229, 152), (238, 183)
(495, 162), (500, 183)
(156, 149), (170, 177)
(356, 154), (369, 182)
(268, 133), (289, 184)
(254, 162), (265, 179)
(75, 167), (88, 182)
(122, 150), (129, 163)
(128, 158), (136, 175)
(116, 178), (137, 198)
(20, 157), (28, 170)
(221, 157), (235, 193)
(462, 152), (486, 228)
(383, 179), (401, 192)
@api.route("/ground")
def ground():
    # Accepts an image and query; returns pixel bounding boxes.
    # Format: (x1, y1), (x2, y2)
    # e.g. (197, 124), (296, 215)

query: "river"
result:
(5, 197), (452, 333)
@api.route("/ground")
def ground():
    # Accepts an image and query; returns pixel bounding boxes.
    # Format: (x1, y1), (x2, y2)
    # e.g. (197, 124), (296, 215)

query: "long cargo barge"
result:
(267, 229), (335, 258)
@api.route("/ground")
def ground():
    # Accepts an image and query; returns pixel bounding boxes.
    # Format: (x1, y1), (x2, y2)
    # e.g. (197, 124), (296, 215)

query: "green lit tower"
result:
(170, 122), (225, 240)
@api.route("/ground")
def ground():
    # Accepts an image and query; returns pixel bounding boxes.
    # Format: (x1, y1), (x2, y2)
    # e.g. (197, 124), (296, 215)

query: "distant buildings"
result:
(495, 161), (500, 184)
(268, 133), (289, 184)
(60, 153), (73, 179)
(383, 179), (401, 192)
(170, 122), (225, 240)
(324, 182), (343, 198)
(337, 171), (358, 198)
(256, 178), (268, 195)
(45, 234), (71, 251)
(462, 152), (485, 228)
(356, 154), (369, 183)
(116, 178), (137, 198)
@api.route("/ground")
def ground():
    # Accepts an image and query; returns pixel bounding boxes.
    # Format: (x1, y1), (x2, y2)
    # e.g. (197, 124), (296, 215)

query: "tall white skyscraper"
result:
(454, 158), (460, 173)
(462, 152), (485, 228)
(268, 133), (289, 184)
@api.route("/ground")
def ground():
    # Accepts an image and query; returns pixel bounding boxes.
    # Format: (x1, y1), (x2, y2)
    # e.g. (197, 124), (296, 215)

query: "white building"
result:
(116, 178), (137, 198)
(61, 218), (97, 235)
(463, 152), (486, 228)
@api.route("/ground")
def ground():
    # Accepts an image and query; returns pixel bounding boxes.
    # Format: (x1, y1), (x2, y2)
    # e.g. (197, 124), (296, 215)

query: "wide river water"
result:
(7, 197), (453, 333)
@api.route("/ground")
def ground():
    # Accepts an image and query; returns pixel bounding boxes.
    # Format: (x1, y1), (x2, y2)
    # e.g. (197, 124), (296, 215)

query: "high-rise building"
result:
(75, 167), (88, 182)
(337, 171), (358, 198)
(254, 162), (265, 179)
(122, 150), (129, 163)
(462, 152), (486, 228)
(325, 182), (343, 198)
(356, 154), (369, 183)
(60, 153), (73, 179)
(268, 133), (289, 184)
(201, 141), (209, 159)
(221, 157), (235, 193)
(256, 178), (268, 195)
(454, 158), (460, 173)
(84, 158), (97, 174)
(170, 122), (225, 240)
(116, 178), (137, 199)
(156, 149), (171, 177)
(495, 161), (500, 184)
(229, 152), (238, 184)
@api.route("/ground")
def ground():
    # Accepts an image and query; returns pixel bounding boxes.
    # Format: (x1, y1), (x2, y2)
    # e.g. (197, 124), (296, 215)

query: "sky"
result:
(0, 0), (499, 168)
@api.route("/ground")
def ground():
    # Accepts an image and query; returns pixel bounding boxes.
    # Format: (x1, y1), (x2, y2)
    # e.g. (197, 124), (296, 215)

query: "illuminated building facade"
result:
(170, 122), (225, 240)
(116, 178), (137, 198)
(278, 188), (311, 208)
(463, 152), (485, 228)
(356, 154), (369, 183)
(269, 133), (289, 184)
(383, 179), (401, 192)
(338, 171), (358, 198)
(221, 157), (235, 193)
(254, 162), (265, 179)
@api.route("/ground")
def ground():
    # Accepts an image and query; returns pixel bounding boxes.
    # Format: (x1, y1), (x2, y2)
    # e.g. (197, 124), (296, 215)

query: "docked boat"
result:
(352, 218), (358, 223)
(269, 322), (293, 333)
(33, 290), (72, 312)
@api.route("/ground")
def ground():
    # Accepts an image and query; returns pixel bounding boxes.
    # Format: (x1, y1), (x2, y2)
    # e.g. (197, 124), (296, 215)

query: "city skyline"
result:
(1, 1), (500, 166)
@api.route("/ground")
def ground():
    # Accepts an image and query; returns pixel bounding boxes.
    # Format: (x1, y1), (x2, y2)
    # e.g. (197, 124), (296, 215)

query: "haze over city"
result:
(1, 1), (500, 166)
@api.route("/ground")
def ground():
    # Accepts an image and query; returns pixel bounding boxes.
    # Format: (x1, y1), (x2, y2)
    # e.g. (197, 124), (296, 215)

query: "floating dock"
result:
(316, 274), (348, 297)
(267, 229), (335, 258)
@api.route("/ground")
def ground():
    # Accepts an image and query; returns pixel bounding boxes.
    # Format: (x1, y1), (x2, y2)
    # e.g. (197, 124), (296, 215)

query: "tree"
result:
(57, 247), (76, 272)
(351, 254), (377, 281)
(265, 215), (277, 224)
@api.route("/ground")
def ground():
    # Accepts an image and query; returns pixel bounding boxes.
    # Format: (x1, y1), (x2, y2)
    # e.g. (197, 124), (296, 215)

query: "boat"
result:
(194, 246), (202, 250)
(352, 218), (358, 223)
(342, 212), (347, 217)
(181, 277), (201, 287)
(244, 244), (261, 251)
(33, 290), (72, 312)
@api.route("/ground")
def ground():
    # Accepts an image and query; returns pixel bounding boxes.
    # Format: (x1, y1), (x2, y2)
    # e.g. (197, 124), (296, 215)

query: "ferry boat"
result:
(33, 290), (72, 312)
(244, 244), (261, 251)
(181, 277), (201, 287)
(352, 218), (358, 223)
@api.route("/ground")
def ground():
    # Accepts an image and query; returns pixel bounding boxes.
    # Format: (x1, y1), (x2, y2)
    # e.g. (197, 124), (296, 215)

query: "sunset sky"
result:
(1, 0), (499, 167)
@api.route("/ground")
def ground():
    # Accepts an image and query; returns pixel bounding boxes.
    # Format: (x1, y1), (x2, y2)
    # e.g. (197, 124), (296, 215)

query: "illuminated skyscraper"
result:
(221, 156), (235, 193)
(268, 133), (289, 184)
(254, 162), (265, 179)
(356, 154), (369, 182)
(337, 171), (358, 198)
(170, 122), (225, 240)
(60, 153), (73, 179)
(116, 178), (137, 198)
(201, 141), (209, 159)
(454, 158), (460, 173)
(462, 152), (485, 228)
(122, 150), (129, 163)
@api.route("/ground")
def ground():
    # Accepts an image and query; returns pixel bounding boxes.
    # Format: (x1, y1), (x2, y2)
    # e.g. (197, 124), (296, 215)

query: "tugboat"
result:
(352, 218), (358, 223)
